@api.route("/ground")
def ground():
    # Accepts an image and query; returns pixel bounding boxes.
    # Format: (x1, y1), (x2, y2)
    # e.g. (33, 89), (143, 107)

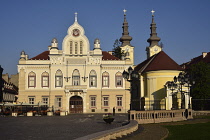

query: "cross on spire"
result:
(123, 9), (127, 16)
(75, 12), (78, 22)
(151, 10), (155, 16)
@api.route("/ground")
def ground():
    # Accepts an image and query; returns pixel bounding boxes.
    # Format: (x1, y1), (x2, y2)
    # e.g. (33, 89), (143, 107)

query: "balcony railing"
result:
(129, 109), (193, 124)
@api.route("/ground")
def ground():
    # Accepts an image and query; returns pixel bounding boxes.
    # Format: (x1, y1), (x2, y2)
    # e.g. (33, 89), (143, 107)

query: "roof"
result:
(181, 52), (210, 69)
(29, 50), (120, 60)
(134, 51), (183, 73)
(102, 51), (120, 60)
(2, 78), (18, 95)
(30, 51), (50, 60)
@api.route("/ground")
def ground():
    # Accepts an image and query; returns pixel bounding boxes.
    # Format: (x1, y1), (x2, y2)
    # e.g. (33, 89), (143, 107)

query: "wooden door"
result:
(69, 96), (83, 113)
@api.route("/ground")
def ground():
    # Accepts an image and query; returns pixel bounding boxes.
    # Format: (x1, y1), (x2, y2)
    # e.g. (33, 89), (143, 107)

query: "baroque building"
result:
(17, 12), (133, 113)
(134, 12), (186, 110)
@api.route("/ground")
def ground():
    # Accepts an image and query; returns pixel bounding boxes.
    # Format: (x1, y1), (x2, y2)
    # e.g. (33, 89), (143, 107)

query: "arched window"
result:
(70, 41), (73, 54)
(75, 42), (78, 54)
(89, 70), (97, 87)
(115, 72), (123, 87)
(102, 72), (109, 87)
(55, 70), (63, 87)
(28, 72), (36, 87)
(42, 72), (49, 87)
(72, 69), (80, 86)
(80, 41), (83, 54)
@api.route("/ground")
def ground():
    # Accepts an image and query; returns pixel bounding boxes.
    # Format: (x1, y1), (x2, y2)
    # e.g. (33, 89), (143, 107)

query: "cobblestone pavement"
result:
(0, 114), (128, 140)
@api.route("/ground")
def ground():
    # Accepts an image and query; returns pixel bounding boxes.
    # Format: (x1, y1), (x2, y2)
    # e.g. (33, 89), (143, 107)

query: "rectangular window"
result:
(103, 97), (109, 106)
(42, 76), (49, 87)
(90, 76), (96, 87)
(42, 97), (49, 106)
(29, 97), (35, 104)
(29, 76), (35, 87)
(116, 76), (123, 87)
(70, 41), (73, 54)
(55, 97), (62, 108)
(73, 76), (80, 86)
(55, 76), (62, 87)
(80, 41), (83, 54)
(117, 97), (122, 106)
(102, 76), (109, 87)
(75, 42), (78, 54)
(90, 96), (96, 107)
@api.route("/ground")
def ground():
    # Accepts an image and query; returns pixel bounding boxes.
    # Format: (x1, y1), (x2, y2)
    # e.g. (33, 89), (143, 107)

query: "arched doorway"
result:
(69, 96), (83, 113)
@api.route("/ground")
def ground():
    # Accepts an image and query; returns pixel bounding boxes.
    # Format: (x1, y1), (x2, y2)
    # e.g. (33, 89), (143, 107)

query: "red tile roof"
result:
(30, 51), (50, 60)
(29, 51), (120, 60)
(102, 51), (120, 60)
(135, 51), (183, 73)
(181, 52), (210, 69)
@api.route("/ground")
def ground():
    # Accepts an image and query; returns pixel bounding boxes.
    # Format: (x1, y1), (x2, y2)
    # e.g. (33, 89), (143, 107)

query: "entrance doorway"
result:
(172, 94), (178, 109)
(69, 96), (83, 113)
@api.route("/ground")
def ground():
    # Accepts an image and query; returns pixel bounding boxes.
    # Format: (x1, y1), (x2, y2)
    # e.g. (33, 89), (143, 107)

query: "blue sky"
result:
(0, 0), (210, 75)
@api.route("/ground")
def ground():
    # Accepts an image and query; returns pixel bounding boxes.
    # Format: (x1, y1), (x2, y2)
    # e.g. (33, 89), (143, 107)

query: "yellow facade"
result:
(141, 71), (181, 110)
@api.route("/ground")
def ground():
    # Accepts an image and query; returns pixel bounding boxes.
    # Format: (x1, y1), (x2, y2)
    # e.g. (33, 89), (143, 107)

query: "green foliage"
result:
(164, 122), (210, 140)
(112, 39), (124, 59)
(187, 61), (210, 100)
(103, 113), (114, 119)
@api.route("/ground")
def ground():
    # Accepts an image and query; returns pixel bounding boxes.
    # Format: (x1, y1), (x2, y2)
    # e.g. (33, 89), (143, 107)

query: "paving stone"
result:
(0, 114), (128, 140)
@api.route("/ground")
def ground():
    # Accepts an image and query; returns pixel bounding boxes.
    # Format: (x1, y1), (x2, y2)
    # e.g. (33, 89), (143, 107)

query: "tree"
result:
(187, 61), (210, 110)
(112, 39), (124, 59)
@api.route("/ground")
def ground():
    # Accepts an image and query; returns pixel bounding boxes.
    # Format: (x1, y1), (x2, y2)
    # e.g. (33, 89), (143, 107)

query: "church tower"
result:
(120, 9), (134, 65)
(146, 10), (162, 58)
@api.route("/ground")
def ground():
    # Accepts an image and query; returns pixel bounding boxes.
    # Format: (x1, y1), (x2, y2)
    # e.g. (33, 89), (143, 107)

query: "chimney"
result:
(202, 52), (207, 58)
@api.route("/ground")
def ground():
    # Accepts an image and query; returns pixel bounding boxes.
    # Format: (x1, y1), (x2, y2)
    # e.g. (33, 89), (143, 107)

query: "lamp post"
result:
(122, 66), (140, 110)
(165, 81), (178, 109)
(174, 72), (194, 109)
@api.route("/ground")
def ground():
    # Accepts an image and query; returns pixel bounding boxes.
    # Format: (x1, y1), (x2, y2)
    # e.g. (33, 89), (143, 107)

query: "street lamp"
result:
(123, 66), (140, 110)
(174, 72), (194, 109)
(174, 72), (186, 109)
(165, 81), (178, 109)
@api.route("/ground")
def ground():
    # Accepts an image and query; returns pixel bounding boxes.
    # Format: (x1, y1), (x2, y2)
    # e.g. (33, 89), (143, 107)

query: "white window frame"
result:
(102, 72), (109, 87)
(116, 72), (123, 87)
(103, 96), (109, 106)
(72, 69), (80, 86)
(55, 97), (62, 108)
(89, 70), (97, 87)
(55, 70), (63, 87)
(117, 96), (122, 106)
(29, 97), (35, 105)
(90, 96), (96, 107)
(42, 97), (49, 106)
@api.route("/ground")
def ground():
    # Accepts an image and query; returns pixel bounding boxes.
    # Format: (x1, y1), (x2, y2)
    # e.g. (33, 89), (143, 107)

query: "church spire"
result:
(147, 10), (161, 47)
(120, 9), (132, 46)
